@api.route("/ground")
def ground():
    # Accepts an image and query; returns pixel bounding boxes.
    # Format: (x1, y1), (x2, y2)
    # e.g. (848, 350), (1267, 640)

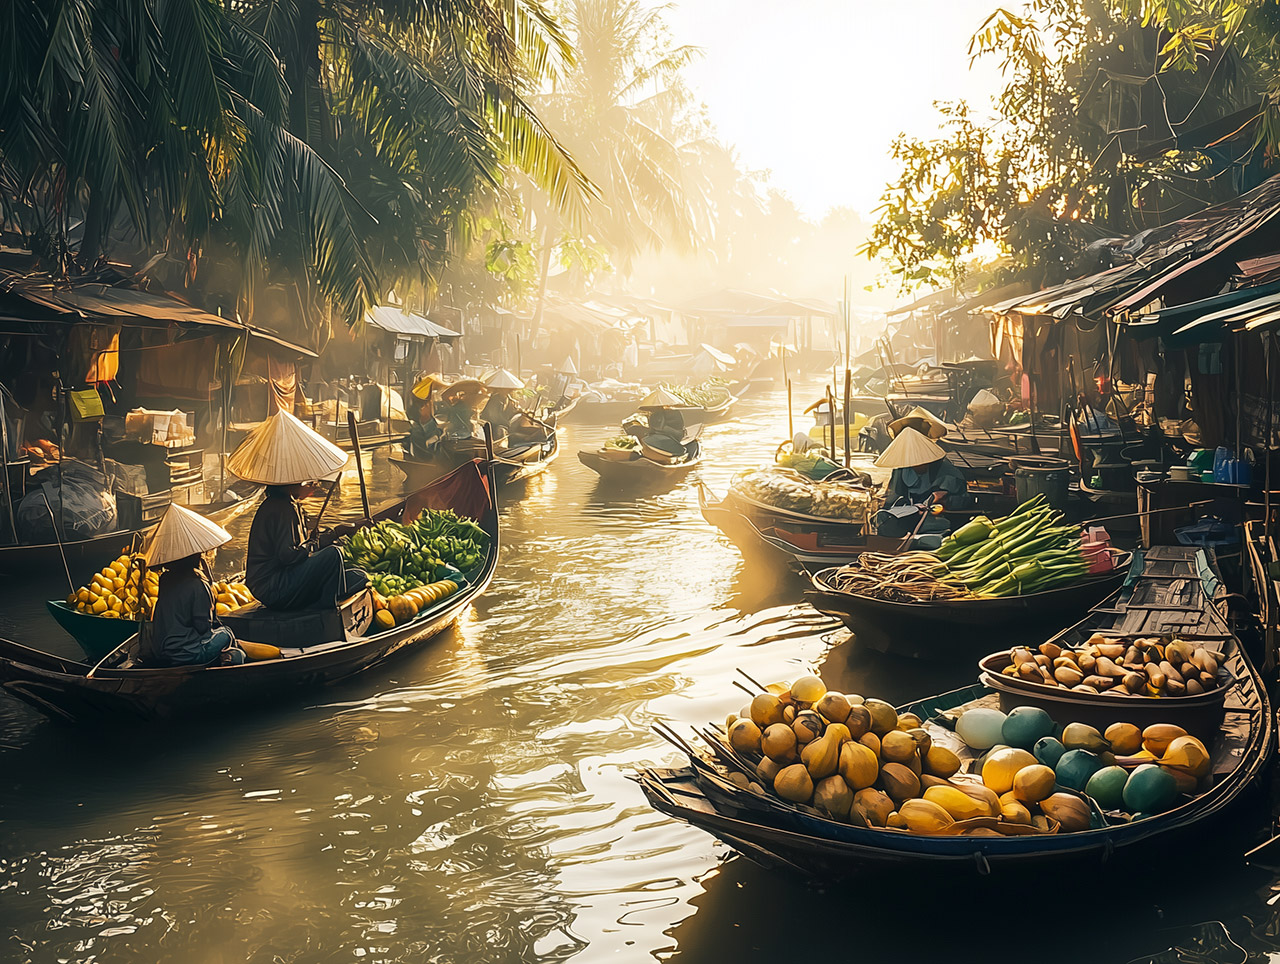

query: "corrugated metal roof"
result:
(0, 270), (316, 355)
(365, 305), (461, 339)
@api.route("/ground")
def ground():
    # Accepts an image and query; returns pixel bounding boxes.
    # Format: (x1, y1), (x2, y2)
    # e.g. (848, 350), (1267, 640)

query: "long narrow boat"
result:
(577, 441), (702, 485)
(390, 428), (559, 490)
(805, 556), (1132, 658)
(698, 481), (1007, 572)
(0, 487), (262, 583)
(0, 460), (498, 723)
(639, 547), (1273, 880)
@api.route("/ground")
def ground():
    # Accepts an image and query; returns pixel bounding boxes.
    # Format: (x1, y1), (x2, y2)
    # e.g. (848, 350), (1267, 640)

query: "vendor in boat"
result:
(407, 373), (449, 458)
(635, 386), (689, 439)
(229, 410), (369, 611)
(481, 369), (526, 440)
(139, 503), (246, 667)
(873, 425), (967, 538)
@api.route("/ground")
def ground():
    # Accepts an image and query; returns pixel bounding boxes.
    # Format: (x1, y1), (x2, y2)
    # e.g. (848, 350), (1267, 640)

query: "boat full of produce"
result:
(637, 582), (1270, 879)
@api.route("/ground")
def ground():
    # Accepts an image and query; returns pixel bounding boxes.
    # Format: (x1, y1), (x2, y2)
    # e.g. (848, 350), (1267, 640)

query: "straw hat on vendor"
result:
(638, 386), (688, 409)
(230, 410), (370, 614)
(484, 368), (526, 392)
(888, 405), (948, 440)
(411, 372), (453, 400)
(873, 426), (967, 540)
(137, 503), (246, 667)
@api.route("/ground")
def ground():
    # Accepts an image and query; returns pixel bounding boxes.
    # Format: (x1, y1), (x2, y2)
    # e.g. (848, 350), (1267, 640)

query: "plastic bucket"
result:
(1010, 455), (1071, 509)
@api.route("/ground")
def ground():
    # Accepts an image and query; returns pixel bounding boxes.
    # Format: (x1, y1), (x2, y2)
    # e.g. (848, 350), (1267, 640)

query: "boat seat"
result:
(220, 587), (375, 648)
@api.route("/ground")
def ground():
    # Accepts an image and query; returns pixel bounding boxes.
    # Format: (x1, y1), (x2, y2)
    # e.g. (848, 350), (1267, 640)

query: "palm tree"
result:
(0, 0), (589, 333)
(525, 0), (706, 318)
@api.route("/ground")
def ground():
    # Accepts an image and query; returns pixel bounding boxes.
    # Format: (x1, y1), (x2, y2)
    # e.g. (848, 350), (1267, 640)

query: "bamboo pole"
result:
(826, 386), (836, 460)
(843, 367), (852, 467)
(786, 378), (793, 440)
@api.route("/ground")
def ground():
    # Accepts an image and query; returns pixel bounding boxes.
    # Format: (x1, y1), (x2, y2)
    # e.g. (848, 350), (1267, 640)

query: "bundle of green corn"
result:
(934, 494), (1087, 596)
(823, 495), (1087, 601)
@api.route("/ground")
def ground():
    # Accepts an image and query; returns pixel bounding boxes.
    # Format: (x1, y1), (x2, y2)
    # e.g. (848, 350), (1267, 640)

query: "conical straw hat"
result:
(875, 426), (946, 469)
(558, 355), (578, 374)
(889, 405), (948, 440)
(142, 503), (232, 567)
(638, 386), (687, 408)
(228, 410), (349, 485)
(485, 368), (525, 390)
(412, 372), (452, 399)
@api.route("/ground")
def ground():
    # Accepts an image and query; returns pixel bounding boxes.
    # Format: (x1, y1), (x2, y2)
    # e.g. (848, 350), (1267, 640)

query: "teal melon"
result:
(1084, 765), (1128, 810)
(1002, 706), (1055, 750)
(1122, 764), (1179, 814)
(1055, 749), (1103, 791)
(1033, 736), (1067, 768)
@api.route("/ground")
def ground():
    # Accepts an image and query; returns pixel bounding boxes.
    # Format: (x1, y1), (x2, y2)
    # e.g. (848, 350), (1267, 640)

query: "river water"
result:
(1, 382), (1278, 963)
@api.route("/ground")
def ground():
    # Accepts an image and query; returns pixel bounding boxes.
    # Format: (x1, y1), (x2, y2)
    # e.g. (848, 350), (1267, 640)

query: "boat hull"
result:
(805, 565), (1130, 658)
(0, 462), (498, 723)
(577, 448), (700, 485)
(0, 492), (261, 583)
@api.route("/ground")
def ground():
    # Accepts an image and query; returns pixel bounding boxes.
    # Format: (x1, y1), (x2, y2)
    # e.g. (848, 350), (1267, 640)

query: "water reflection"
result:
(0, 380), (1274, 962)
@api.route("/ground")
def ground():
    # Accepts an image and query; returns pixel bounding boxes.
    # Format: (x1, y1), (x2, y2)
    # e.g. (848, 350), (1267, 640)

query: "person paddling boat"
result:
(228, 410), (369, 611)
(873, 425), (966, 538)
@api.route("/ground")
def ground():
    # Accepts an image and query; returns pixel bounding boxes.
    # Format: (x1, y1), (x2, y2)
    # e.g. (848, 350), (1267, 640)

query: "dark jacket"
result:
(246, 488), (311, 592)
(886, 457), (968, 505)
(144, 568), (216, 666)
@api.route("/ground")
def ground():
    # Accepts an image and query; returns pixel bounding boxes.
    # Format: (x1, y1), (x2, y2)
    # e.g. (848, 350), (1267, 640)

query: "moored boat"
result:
(0, 460), (498, 723)
(390, 429), (559, 489)
(805, 558), (1131, 658)
(0, 487), (262, 583)
(577, 440), (702, 485)
(638, 547), (1272, 880)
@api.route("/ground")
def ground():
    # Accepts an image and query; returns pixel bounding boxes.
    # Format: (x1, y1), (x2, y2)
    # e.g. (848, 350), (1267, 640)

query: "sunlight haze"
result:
(668, 0), (1004, 218)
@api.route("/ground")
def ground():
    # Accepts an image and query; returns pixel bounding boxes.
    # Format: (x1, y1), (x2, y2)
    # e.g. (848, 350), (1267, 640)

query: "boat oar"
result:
(38, 487), (74, 593)
(899, 501), (944, 551)
(308, 477), (340, 542)
(347, 411), (372, 523)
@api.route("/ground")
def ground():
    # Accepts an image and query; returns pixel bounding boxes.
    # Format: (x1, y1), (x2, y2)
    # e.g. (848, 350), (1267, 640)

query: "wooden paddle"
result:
(348, 411), (372, 523)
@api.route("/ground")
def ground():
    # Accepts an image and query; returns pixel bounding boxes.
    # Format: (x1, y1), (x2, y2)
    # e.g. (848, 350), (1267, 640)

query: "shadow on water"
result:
(0, 380), (1278, 963)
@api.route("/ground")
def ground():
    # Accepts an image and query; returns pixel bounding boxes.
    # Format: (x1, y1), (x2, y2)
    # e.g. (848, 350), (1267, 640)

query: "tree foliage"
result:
(0, 0), (589, 333)
(864, 0), (1268, 291)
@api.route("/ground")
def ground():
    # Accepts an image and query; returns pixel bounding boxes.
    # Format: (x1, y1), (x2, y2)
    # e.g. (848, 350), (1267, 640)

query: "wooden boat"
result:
(577, 440), (702, 485)
(390, 429), (559, 489)
(560, 397), (646, 424)
(0, 460), (498, 723)
(805, 554), (1132, 658)
(0, 488), (262, 583)
(698, 481), (1003, 571)
(45, 599), (139, 660)
(639, 547), (1272, 880)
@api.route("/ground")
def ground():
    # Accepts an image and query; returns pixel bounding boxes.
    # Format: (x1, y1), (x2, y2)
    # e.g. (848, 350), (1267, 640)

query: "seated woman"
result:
(138, 504), (245, 667)
(246, 483), (368, 611)
(228, 409), (369, 613)
(873, 426), (968, 538)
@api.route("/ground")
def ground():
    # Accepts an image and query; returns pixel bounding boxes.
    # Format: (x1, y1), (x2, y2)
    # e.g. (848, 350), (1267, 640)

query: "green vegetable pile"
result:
(934, 494), (1087, 596)
(341, 509), (488, 598)
(664, 378), (731, 408)
(826, 494), (1089, 601)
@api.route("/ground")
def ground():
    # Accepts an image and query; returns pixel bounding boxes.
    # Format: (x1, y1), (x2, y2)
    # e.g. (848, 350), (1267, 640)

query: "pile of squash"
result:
(722, 675), (1211, 836)
(371, 579), (460, 631)
(998, 635), (1223, 697)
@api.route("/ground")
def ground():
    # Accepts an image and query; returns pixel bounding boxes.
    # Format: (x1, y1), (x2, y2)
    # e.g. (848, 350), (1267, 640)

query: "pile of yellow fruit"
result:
(371, 579), (460, 631)
(67, 552), (255, 620)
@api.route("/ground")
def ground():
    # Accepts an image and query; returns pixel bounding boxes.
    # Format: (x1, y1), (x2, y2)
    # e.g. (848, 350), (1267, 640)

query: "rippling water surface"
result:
(1, 381), (1279, 963)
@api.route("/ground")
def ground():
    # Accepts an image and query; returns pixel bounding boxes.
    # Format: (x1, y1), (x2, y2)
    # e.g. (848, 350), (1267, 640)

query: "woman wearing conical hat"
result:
(139, 504), (246, 667)
(230, 411), (369, 612)
(873, 427), (967, 538)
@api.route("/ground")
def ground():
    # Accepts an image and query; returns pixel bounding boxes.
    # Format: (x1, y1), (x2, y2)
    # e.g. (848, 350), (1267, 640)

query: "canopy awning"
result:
(365, 305), (462, 340)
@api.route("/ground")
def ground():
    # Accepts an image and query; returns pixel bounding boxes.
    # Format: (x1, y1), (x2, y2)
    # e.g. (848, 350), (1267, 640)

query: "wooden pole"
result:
(826, 386), (836, 460)
(843, 367), (852, 467)
(786, 378), (793, 440)
(347, 411), (371, 522)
